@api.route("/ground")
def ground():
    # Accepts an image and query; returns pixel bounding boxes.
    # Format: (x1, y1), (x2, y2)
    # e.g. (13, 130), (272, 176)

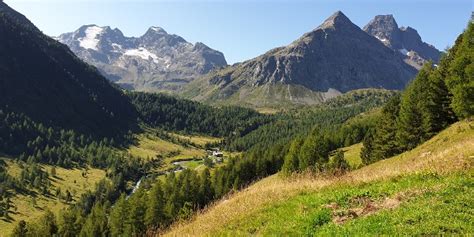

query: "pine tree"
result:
(397, 68), (428, 151)
(11, 220), (28, 237)
(29, 210), (58, 236)
(372, 95), (401, 160)
(79, 203), (109, 237)
(57, 208), (81, 237)
(128, 190), (147, 236)
(281, 137), (304, 174)
(361, 129), (375, 165)
(298, 130), (329, 171)
(446, 22), (474, 119)
(424, 68), (456, 137)
(109, 194), (130, 237)
(50, 166), (56, 177)
(198, 168), (213, 207)
(331, 150), (349, 171)
(145, 181), (165, 229)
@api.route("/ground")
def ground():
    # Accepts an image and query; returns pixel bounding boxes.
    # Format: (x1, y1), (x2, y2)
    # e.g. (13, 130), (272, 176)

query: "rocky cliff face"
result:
(56, 26), (227, 92)
(363, 15), (441, 69)
(183, 11), (417, 108)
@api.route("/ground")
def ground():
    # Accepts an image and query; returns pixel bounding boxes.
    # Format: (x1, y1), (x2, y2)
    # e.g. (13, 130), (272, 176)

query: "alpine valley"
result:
(0, 1), (472, 237)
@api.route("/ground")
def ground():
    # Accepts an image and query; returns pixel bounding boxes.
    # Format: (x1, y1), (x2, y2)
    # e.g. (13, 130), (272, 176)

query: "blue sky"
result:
(5, 0), (472, 64)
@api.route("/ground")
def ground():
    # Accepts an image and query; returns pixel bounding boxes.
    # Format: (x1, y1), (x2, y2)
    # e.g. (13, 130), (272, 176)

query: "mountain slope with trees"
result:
(0, 2), (138, 138)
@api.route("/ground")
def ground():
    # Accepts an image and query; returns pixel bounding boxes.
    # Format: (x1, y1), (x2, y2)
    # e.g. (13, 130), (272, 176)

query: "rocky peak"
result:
(147, 26), (167, 34)
(183, 11), (418, 107)
(363, 14), (401, 48)
(319, 11), (354, 30)
(364, 15), (441, 67)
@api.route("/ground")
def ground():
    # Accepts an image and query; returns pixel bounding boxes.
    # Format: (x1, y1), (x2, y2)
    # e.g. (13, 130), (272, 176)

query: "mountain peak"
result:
(364, 15), (441, 66)
(148, 26), (167, 34)
(318, 11), (355, 30)
(371, 14), (398, 28)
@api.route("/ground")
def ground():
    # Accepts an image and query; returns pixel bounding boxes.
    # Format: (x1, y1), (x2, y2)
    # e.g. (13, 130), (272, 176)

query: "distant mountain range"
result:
(55, 12), (441, 108)
(56, 25), (227, 92)
(363, 14), (441, 69)
(181, 11), (428, 108)
(0, 2), (137, 136)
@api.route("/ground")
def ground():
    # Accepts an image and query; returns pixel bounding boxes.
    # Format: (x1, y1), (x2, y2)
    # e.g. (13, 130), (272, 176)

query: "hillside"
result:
(182, 11), (417, 108)
(165, 120), (474, 236)
(0, 158), (106, 236)
(0, 2), (137, 137)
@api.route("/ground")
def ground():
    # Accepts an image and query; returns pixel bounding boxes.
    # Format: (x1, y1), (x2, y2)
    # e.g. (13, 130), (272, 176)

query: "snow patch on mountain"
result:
(375, 35), (389, 43)
(124, 47), (160, 63)
(79, 26), (104, 50)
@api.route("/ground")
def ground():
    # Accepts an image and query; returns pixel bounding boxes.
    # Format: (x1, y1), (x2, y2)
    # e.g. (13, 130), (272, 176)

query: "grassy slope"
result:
(165, 120), (474, 236)
(127, 133), (207, 170)
(0, 160), (106, 236)
(127, 131), (231, 171)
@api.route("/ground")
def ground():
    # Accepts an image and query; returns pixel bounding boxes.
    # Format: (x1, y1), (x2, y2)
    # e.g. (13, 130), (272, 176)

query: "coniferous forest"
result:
(0, 1), (472, 236)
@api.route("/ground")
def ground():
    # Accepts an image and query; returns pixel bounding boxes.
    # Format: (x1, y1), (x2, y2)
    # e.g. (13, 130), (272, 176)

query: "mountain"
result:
(0, 2), (137, 136)
(56, 25), (227, 92)
(363, 15), (442, 69)
(182, 11), (417, 108)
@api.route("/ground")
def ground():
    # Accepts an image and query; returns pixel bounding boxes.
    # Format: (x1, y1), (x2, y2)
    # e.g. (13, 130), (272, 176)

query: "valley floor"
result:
(165, 120), (474, 236)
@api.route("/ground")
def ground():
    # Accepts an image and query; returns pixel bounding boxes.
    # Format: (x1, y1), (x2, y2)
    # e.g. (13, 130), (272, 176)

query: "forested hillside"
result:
(0, 2), (138, 138)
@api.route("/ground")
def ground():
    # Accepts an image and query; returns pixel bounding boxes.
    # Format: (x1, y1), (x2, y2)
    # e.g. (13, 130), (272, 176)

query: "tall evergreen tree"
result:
(370, 94), (402, 160)
(397, 67), (429, 150)
(281, 137), (304, 174)
(298, 129), (329, 171)
(79, 203), (109, 237)
(198, 168), (214, 207)
(11, 220), (28, 237)
(109, 194), (130, 237)
(361, 129), (375, 165)
(446, 22), (474, 119)
(145, 181), (165, 229)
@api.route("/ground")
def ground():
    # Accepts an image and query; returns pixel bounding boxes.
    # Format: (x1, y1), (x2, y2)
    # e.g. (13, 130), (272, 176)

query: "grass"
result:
(168, 133), (222, 147)
(128, 133), (205, 159)
(165, 120), (474, 236)
(0, 159), (106, 236)
(127, 133), (207, 170)
(214, 172), (473, 236)
(342, 143), (363, 168)
(330, 143), (363, 169)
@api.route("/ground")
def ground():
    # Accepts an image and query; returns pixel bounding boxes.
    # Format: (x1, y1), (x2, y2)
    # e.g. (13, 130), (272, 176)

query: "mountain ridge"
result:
(363, 14), (442, 69)
(182, 11), (418, 108)
(56, 25), (227, 92)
